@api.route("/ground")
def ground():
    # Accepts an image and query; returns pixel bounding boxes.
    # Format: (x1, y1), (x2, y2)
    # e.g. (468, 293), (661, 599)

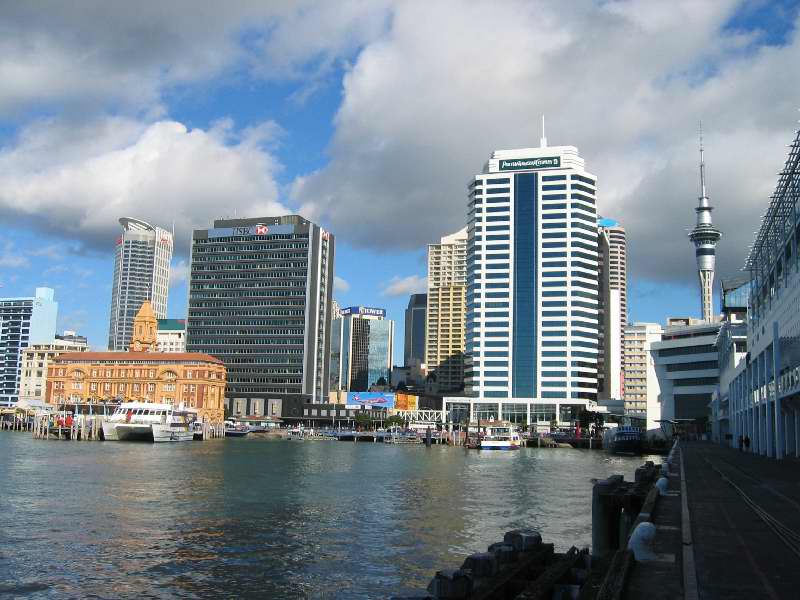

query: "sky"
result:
(0, 0), (798, 360)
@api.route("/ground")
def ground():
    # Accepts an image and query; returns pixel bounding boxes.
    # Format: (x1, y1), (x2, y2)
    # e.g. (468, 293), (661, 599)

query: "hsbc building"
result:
(186, 215), (335, 411)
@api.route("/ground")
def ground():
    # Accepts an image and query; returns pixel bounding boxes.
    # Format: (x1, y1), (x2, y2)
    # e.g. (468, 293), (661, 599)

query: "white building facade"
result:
(598, 219), (627, 400)
(18, 337), (89, 407)
(0, 287), (58, 407)
(728, 127), (800, 459)
(623, 322), (663, 428)
(156, 319), (186, 353)
(108, 217), (173, 351)
(446, 144), (600, 428)
(651, 321), (721, 434)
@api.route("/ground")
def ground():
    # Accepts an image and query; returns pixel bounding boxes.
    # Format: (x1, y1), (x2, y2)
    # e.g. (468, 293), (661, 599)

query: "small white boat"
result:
(152, 409), (196, 443)
(102, 402), (195, 443)
(479, 423), (522, 450)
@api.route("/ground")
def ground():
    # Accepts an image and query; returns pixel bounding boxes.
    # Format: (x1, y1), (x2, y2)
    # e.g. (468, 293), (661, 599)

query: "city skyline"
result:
(1, 2), (798, 360)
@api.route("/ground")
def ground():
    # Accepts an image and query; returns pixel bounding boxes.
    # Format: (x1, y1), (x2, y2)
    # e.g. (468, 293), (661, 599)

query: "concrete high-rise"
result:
(598, 218), (627, 399)
(447, 141), (600, 427)
(623, 322), (662, 426)
(108, 217), (173, 351)
(688, 130), (722, 322)
(404, 293), (427, 366)
(425, 228), (467, 392)
(0, 287), (58, 407)
(330, 306), (394, 392)
(186, 215), (334, 414)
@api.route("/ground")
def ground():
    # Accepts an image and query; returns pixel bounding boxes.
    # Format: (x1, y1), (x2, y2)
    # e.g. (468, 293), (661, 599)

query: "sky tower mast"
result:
(688, 125), (722, 322)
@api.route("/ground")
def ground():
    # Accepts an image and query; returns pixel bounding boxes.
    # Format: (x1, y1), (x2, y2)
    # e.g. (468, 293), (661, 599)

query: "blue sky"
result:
(1, 0), (798, 361)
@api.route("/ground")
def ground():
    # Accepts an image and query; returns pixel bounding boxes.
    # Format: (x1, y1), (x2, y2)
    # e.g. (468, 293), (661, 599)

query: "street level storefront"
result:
(442, 397), (605, 431)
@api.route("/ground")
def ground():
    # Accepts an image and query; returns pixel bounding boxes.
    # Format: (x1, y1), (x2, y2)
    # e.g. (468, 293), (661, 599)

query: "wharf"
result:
(626, 442), (800, 600)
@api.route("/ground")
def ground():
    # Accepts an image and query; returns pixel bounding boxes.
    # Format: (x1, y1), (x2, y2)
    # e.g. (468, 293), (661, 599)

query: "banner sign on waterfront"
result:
(395, 393), (418, 411)
(340, 306), (386, 318)
(498, 156), (561, 171)
(346, 392), (395, 409)
(207, 223), (296, 238)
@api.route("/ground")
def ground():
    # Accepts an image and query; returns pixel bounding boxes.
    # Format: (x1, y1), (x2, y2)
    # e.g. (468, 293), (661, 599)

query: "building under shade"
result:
(330, 306), (394, 392)
(186, 215), (334, 417)
(108, 217), (173, 351)
(0, 287), (58, 408)
(47, 302), (226, 423)
(404, 293), (427, 367)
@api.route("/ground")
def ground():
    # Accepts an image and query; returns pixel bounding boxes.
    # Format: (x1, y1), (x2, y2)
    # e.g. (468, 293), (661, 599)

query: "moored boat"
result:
(479, 423), (522, 450)
(224, 421), (250, 438)
(152, 409), (195, 443)
(103, 402), (190, 442)
(603, 426), (643, 455)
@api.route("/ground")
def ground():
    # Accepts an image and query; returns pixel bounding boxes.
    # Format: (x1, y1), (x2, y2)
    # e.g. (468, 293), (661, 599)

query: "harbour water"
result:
(0, 432), (656, 598)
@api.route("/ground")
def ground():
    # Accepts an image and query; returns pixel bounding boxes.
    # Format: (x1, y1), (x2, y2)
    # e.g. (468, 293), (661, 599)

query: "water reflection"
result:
(0, 433), (655, 598)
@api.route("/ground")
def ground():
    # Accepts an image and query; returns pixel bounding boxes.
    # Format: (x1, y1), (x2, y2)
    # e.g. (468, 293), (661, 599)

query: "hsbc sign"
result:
(208, 224), (295, 238)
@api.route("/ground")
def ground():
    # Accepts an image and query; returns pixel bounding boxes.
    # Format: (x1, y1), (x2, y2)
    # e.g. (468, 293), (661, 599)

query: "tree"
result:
(354, 412), (373, 430)
(396, 381), (408, 392)
(376, 376), (388, 387)
(385, 415), (405, 428)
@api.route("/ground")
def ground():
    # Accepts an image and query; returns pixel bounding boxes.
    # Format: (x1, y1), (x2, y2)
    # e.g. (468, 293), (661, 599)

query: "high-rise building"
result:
(186, 215), (334, 414)
(0, 287), (58, 407)
(651, 319), (721, 434)
(425, 228), (467, 392)
(330, 306), (394, 392)
(447, 141), (600, 427)
(404, 293), (427, 366)
(19, 334), (89, 407)
(108, 217), (173, 351)
(156, 319), (186, 353)
(623, 322), (662, 426)
(598, 218), (627, 399)
(689, 130), (722, 323)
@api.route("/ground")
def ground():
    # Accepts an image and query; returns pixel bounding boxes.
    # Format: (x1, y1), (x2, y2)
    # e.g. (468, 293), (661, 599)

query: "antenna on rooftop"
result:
(540, 115), (547, 148)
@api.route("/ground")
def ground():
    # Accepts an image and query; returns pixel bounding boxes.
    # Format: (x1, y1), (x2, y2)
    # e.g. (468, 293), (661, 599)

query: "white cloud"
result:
(0, 241), (29, 268)
(0, 2), (392, 117)
(382, 274), (427, 297)
(334, 275), (351, 293)
(291, 0), (800, 283)
(170, 259), (190, 287)
(0, 116), (287, 253)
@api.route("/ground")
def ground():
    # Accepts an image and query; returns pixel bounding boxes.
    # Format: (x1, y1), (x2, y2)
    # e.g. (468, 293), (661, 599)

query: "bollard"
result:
(487, 542), (516, 566)
(655, 477), (669, 496)
(627, 521), (658, 561)
(503, 528), (542, 551)
(461, 552), (498, 579)
(592, 477), (622, 558)
(426, 568), (472, 600)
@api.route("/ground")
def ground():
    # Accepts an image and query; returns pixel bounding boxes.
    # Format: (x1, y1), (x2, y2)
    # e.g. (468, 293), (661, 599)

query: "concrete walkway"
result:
(682, 442), (800, 599)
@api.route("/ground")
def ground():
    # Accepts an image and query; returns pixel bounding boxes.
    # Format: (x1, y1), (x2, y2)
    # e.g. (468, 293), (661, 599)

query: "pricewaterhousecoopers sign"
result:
(498, 156), (561, 171)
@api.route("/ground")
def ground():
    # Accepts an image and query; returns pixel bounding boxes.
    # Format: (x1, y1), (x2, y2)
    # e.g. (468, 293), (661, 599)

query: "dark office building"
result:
(186, 215), (334, 415)
(404, 293), (427, 366)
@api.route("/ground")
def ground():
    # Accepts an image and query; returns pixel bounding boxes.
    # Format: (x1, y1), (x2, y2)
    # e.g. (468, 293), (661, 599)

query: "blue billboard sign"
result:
(345, 392), (395, 409)
(340, 306), (386, 318)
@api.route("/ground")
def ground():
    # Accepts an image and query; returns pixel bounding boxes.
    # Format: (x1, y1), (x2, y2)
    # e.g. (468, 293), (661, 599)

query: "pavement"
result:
(682, 442), (800, 600)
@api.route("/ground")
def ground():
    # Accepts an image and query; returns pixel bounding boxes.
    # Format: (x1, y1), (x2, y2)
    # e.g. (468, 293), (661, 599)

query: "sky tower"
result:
(688, 127), (722, 322)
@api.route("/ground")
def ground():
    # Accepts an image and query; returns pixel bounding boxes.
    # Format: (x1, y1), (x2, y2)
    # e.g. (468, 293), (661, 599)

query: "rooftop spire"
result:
(540, 114), (547, 148)
(699, 121), (708, 203)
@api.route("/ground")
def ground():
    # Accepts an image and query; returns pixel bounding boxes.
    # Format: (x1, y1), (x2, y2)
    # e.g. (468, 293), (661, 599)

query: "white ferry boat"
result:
(479, 423), (522, 450)
(102, 402), (196, 442)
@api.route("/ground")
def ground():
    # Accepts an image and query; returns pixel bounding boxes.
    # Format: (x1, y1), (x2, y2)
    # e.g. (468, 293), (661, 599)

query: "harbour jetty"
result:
(402, 441), (800, 598)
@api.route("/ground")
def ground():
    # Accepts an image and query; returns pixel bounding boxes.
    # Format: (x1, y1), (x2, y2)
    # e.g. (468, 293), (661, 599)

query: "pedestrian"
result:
(738, 435), (744, 451)
(744, 435), (751, 452)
